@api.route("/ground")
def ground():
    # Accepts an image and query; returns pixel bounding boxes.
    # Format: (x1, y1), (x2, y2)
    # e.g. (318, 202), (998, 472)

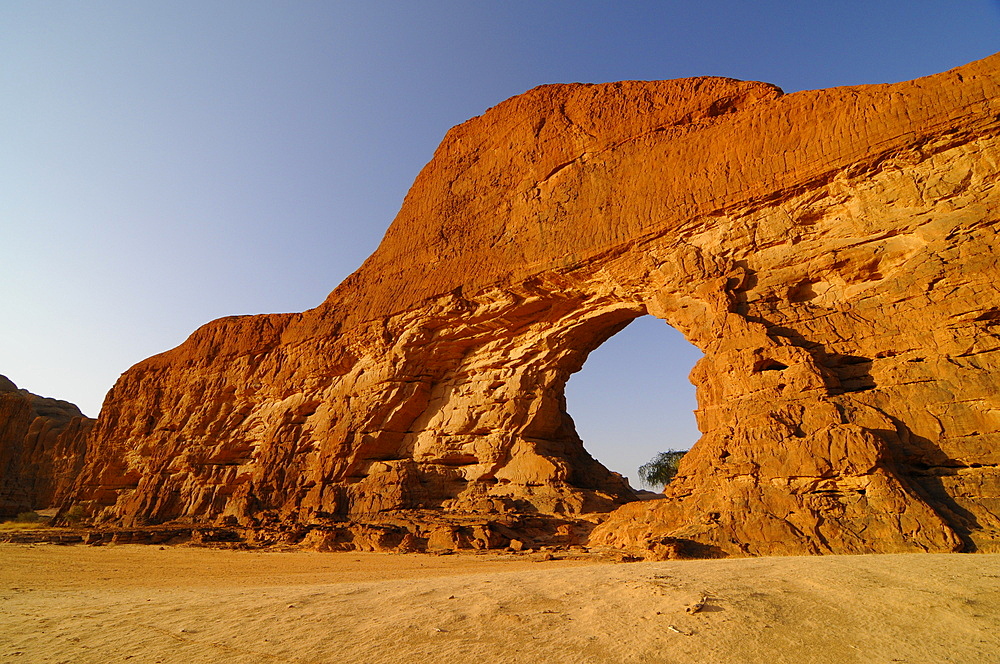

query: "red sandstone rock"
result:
(0, 375), (93, 517)
(66, 54), (1000, 556)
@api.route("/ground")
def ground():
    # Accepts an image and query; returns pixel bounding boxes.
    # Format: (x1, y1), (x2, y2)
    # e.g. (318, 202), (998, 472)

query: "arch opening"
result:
(563, 315), (704, 491)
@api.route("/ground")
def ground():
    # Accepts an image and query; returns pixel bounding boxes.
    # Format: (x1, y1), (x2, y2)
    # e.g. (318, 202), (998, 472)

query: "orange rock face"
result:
(67, 54), (1000, 555)
(0, 376), (93, 517)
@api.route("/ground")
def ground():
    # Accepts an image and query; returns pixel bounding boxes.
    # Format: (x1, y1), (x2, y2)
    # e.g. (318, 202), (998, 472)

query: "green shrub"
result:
(64, 505), (86, 525)
(638, 450), (687, 489)
(15, 511), (40, 523)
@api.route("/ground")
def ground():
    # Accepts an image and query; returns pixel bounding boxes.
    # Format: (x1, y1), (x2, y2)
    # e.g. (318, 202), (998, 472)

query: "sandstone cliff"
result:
(0, 375), (93, 518)
(67, 54), (1000, 556)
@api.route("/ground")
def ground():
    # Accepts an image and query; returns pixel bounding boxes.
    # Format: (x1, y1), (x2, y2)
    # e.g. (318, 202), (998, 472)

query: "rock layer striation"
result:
(68, 54), (1000, 556)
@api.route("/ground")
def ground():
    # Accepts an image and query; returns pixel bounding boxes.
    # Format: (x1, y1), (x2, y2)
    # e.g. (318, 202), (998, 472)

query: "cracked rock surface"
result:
(60, 53), (1000, 556)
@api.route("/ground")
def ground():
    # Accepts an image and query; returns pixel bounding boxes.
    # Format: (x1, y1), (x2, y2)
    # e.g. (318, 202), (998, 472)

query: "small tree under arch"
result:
(638, 450), (687, 489)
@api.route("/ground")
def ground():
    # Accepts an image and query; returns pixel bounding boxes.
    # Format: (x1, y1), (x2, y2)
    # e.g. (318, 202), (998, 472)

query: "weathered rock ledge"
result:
(53, 53), (1000, 557)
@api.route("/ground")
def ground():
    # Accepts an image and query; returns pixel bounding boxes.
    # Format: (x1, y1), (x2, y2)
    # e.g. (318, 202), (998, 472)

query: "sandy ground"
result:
(1, 544), (998, 664)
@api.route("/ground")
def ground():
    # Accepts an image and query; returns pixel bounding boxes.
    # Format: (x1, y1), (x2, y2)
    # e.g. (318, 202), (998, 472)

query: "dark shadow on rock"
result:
(724, 267), (876, 395)
(874, 415), (983, 552)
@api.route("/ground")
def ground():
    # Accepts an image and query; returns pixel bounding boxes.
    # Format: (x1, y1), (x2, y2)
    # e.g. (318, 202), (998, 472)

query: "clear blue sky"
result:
(2, 1), (998, 481)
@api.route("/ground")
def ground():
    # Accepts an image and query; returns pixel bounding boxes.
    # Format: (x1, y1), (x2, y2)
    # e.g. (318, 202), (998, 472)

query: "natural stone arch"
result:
(66, 55), (1000, 556)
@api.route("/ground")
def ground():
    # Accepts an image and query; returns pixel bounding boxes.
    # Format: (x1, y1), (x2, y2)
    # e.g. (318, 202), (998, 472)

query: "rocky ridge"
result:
(58, 54), (1000, 557)
(0, 375), (92, 518)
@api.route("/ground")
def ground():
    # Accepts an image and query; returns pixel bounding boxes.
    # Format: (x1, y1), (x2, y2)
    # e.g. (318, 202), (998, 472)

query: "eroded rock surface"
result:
(0, 375), (93, 517)
(67, 54), (1000, 556)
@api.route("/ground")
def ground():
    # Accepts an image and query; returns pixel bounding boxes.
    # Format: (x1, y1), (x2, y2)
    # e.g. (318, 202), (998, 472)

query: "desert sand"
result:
(1, 544), (997, 663)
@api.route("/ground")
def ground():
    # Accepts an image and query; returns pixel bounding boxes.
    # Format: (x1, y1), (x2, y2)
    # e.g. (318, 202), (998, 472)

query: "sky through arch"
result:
(564, 316), (703, 486)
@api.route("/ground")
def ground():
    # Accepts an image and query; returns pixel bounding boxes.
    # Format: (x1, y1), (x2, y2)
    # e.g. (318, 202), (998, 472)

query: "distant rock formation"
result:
(66, 53), (1000, 556)
(0, 375), (93, 517)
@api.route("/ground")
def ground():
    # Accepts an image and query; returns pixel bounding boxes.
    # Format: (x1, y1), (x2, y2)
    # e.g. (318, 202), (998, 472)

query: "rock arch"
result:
(68, 54), (1000, 556)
